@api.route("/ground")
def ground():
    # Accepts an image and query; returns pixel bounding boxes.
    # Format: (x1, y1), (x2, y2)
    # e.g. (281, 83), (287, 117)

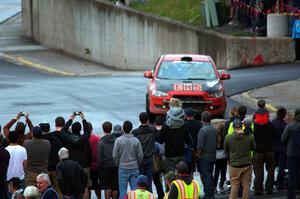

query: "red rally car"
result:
(144, 54), (231, 119)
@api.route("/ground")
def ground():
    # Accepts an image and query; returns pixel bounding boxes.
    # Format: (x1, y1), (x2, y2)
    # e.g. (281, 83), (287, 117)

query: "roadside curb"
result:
(0, 11), (21, 25)
(0, 52), (77, 76)
(0, 52), (118, 77)
(231, 91), (278, 112)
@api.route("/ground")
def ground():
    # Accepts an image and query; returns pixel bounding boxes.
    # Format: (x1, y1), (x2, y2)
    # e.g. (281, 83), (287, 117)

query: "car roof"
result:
(162, 54), (211, 62)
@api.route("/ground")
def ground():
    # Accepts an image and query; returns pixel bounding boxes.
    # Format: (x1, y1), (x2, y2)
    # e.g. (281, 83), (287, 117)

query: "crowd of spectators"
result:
(228, 0), (280, 36)
(0, 98), (300, 199)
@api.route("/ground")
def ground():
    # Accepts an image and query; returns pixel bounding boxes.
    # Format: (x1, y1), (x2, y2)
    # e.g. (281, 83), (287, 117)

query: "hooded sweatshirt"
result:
(132, 124), (156, 158)
(253, 108), (269, 125)
(224, 131), (256, 167)
(281, 112), (300, 158)
(165, 107), (185, 129)
(42, 132), (62, 171)
(61, 119), (92, 168)
(253, 121), (275, 152)
(160, 123), (192, 158)
(97, 134), (116, 168)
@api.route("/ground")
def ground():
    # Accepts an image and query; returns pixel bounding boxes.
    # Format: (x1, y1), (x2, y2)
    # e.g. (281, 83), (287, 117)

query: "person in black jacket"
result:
(159, 99), (192, 173)
(253, 106), (276, 195)
(272, 107), (288, 190)
(56, 147), (87, 199)
(36, 173), (59, 199)
(183, 108), (202, 174)
(60, 112), (92, 199)
(97, 121), (118, 199)
(52, 116), (66, 146)
(40, 122), (62, 198)
(132, 112), (156, 192)
(281, 109), (300, 199)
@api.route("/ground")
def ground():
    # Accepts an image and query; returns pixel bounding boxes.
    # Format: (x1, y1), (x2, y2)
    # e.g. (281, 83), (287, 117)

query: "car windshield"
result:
(156, 61), (217, 80)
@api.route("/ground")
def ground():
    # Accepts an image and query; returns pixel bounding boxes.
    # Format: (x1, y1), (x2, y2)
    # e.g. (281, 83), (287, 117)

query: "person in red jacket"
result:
(88, 122), (101, 199)
(253, 99), (269, 125)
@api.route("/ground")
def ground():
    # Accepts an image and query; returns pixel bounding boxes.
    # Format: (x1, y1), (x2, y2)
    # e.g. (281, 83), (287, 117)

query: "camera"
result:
(20, 112), (28, 117)
(73, 111), (82, 116)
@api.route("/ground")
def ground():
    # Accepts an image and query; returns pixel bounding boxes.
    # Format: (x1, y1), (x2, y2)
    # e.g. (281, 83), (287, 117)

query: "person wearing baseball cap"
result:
(125, 175), (156, 199)
(224, 119), (256, 199)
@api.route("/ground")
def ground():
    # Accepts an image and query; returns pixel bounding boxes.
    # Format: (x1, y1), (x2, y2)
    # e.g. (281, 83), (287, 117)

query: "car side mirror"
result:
(220, 73), (231, 80)
(144, 70), (153, 78)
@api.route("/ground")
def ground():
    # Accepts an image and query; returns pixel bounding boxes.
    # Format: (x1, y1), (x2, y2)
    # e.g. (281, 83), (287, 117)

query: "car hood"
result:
(154, 78), (221, 93)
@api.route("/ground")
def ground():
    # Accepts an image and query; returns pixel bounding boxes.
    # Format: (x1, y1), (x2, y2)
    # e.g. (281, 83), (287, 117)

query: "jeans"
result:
(287, 157), (300, 199)
(254, 152), (275, 194)
(139, 157), (153, 192)
(276, 151), (287, 187)
(197, 158), (215, 198)
(214, 158), (227, 188)
(118, 168), (139, 199)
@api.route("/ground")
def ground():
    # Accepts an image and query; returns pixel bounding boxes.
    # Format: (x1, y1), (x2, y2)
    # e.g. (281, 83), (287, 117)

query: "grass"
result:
(130, 0), (202, 26)
(130, 0), (252, 37)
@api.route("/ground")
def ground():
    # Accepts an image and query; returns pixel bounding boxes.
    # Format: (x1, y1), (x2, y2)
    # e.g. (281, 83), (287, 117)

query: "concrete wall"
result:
(227, 36), (295, 67)
(22, 0), (199, 70)
(198, 30), (228, 68)
(22, 0), (295, 70)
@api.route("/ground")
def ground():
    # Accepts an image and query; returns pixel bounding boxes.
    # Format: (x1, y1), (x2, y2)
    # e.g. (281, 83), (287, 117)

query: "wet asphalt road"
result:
(1, 59), (300, 132)
(1, 59), (300, 198)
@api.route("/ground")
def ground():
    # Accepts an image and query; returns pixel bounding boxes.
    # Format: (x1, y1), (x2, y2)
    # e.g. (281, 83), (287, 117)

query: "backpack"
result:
(291, 125), (300, 158)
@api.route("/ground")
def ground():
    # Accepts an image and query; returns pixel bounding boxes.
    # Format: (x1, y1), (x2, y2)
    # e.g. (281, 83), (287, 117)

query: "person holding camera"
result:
(60, 112), (92, 199)
(3, 112), (33, 146)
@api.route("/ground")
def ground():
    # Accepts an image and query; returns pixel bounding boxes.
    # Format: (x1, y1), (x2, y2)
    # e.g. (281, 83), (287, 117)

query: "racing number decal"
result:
(194, 84), (202, 91)
(174, 84), (184, 91)
(184, 84), (193, 91)
(174, 84), (202, 91)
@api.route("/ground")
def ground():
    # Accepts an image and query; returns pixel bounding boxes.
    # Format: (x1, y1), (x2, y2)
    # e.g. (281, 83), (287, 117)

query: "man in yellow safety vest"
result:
(167, 161), (200, 199)
(126, 175), (156, 199)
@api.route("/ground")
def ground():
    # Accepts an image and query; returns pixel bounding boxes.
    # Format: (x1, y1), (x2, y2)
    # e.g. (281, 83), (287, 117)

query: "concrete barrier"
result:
(22, 0), (199, 70)
(22, 0), (295, 70)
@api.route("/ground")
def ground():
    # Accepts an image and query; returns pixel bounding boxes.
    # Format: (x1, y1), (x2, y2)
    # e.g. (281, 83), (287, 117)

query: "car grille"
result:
(172, 95), (208, 112)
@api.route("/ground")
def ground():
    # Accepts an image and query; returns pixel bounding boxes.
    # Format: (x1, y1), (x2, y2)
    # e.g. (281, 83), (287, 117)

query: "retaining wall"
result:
(22, 0), (295, 70)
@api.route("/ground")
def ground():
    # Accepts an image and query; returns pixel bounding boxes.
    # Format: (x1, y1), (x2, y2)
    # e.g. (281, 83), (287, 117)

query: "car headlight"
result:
(208, 90), (224, 98)
(152, 90), (168, 97)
